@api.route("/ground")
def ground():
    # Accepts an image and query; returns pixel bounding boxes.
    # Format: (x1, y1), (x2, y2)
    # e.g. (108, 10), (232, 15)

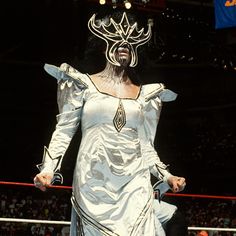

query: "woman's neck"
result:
(97, 62), (130, 84)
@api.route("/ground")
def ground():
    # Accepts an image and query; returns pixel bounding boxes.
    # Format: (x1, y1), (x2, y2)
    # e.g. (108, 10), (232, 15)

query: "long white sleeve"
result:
(37, 63), (88, 178)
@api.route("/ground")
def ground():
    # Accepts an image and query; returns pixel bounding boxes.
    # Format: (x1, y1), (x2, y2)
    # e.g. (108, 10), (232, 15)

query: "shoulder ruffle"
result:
(142, 83), (177, 102)
(44, 63), (88, 90)
(44, 63), (88, 113)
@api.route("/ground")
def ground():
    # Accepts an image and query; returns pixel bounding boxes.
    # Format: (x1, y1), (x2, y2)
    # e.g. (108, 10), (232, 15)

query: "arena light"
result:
(99, 0), (106, 5)
(124, 0), (132, 9)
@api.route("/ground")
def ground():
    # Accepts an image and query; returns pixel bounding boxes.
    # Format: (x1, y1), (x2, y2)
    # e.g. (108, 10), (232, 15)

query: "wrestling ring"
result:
(0, 181), (236, 235)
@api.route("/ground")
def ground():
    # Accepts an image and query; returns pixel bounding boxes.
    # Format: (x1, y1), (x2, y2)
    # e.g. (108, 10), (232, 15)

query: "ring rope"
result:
(0, 218), (70, 225)
(0, 218), (236, 232)
(1, 181), (236, 200)
(188, 227), (236, 232)
(163, 192), (236, 200)
(0, 181), (72, 189)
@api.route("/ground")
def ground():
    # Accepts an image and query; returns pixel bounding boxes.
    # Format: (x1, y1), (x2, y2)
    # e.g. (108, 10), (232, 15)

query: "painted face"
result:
(88, 12), (152, 67)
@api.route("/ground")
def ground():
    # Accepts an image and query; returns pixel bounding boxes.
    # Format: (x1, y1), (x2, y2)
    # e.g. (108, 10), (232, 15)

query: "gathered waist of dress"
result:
(78, 124), (142, 169)
(81, 124), (140, 147)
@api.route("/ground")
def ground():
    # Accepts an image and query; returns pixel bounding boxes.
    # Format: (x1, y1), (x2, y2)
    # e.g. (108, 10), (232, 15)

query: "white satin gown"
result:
(38, 63), (177, 236)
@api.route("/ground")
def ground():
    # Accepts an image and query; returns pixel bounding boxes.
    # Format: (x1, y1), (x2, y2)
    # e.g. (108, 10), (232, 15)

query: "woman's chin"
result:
(118, 58), (130, 67)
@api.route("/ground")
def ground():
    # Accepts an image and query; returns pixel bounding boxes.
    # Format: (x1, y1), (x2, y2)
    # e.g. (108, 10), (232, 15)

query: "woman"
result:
(34, 11), (186, 236)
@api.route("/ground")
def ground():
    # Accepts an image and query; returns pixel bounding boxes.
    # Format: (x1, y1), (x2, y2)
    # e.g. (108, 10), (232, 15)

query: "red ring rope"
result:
(0, 181), (72, 190)
(1, 181), (236, 200)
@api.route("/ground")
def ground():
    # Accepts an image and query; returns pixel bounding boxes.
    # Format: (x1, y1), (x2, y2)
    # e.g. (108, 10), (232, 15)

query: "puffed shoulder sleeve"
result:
(44, 63), (88, 113)
(37, 63), (88, 183)
(140, 83), (177, 184)
(143, 83), (177, 103)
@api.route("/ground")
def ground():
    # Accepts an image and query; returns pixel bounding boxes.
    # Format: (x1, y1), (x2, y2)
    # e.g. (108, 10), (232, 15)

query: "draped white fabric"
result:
(41, 63), (177, 236)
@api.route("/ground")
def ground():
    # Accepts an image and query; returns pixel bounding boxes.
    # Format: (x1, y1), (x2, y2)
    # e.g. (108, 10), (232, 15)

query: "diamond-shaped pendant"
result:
(113, 99), (126, 132)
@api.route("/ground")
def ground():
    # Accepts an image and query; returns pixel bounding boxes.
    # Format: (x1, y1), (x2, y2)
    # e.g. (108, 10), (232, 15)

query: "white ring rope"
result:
(0, 217), (70, 225)
(188, 227), (236, 232)
(0, 218), (236, 232)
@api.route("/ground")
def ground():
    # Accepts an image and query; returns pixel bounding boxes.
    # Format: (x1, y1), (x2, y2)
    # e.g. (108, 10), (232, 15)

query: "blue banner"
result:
(214, 0), (236, 29)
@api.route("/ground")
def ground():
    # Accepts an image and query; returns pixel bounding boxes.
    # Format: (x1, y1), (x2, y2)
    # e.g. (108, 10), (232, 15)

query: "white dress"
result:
(39, 63), (177, 236)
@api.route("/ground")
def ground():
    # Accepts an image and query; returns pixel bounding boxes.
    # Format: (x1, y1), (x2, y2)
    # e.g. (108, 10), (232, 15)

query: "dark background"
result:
(0, 0), (236, 196)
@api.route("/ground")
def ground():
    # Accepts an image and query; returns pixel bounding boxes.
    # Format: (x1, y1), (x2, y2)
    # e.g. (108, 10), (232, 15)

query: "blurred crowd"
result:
(156, 109), (236, 195)
(179, 197), (236, 236)
(0, 188), (71, 236)
(0, 188), (236, 236)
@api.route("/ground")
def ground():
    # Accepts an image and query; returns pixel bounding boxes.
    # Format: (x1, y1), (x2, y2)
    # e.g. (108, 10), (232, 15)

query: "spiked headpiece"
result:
(88, 12), (152, 67)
